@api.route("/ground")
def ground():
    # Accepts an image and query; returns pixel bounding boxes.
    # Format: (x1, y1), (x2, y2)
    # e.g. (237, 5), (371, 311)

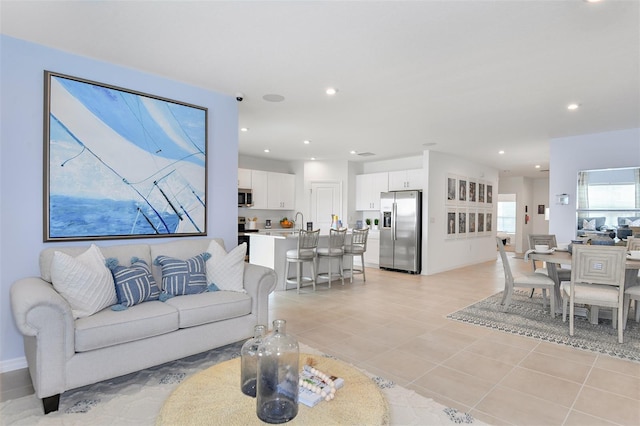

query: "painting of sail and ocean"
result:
(44, 71), (207, 241)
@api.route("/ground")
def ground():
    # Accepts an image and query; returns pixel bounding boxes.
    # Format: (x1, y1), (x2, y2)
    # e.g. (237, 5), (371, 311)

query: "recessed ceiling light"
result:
(303, 140), (310, 144)
(423, 142), (437, 147)
(499, 150), (505, 155)
(585, 0), (602, 3)
(350, 150), (357, 155)
(326, 88), (338, 95)
(567, 103), (580, 110)
(240, 127), (248, 132)
(264, 149), (270, 153)
(535, 165), (541, 169)
(310, 157), (316, 161)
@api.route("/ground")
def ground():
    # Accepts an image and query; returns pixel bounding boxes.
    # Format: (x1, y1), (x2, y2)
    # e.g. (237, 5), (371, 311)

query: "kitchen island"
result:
(246, 230), (356, 291)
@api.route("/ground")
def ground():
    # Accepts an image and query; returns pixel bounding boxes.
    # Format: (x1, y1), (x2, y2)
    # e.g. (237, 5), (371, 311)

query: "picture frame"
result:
(446, 208), (457, 239)
(468, 180), (477, 204)
(486, 183), (493, 205)
(478, 182), (485, 203)
(458, 177), (467, 204)
(478, 211), (485, 234)
(468, 210), (476, 234)
(446, 174), (457, 205)
(538, 204), (545, 214)
(458, 210), (467, 235)
(44, 71), (208, 241)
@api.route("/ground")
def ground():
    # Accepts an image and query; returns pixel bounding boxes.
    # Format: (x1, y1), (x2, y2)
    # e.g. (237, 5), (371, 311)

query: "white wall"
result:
(549, 128), (640, 243)
(0, 36), (239, 369)
(424, 150), (499, 275)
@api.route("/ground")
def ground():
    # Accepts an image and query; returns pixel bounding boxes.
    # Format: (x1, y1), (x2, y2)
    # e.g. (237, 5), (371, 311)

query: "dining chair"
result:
(343, 227), (369, 283)
(527, 234), (571, 282)
(284, 229), (320, 293)
(561, 245), (627, 343)
(627, 237), (640, 251)
(496, 237), (556, 317)
(317, 228), (347, 288)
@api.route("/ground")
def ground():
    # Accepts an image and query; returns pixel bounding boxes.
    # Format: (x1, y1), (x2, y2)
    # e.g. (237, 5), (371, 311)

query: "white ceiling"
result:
(2, 0), (639, 178)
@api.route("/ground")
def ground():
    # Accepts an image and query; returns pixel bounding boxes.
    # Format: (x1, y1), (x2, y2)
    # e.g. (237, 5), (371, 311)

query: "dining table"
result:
(529, 249), (640, 323)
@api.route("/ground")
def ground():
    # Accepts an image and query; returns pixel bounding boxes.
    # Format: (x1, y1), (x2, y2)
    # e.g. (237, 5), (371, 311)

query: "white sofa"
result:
(10, 238), (277, 414)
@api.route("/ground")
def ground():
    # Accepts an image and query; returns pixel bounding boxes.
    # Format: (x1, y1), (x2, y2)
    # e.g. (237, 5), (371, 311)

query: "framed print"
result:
(468, 180), (476, 204)
(478, 182), (485, 203)
(486, 184), (493, 205)
(468, 210), (476, 234)
(458, 210), (467, 236)
(446, 208), (457, 239)
(486, 211), (493, 233)
(44, 71), (208, 241)
(478, 211), (485, 234)
(446, 175), (457, 205)
(458, 177), (467, 204)
(538, 204), (545, 214)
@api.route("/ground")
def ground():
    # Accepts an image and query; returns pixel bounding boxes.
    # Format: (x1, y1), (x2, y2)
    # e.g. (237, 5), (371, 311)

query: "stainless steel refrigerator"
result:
(379, 190), (422, 274)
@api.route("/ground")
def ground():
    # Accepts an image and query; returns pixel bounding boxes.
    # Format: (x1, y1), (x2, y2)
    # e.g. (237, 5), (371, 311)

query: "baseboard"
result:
(0, 357), (27, 373)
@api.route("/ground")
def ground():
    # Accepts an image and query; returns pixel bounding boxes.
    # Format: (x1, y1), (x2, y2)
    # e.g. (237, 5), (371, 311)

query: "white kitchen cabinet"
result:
(388, 169), (423, 190)
(238, 168), (252, 188)
(250, 170), (268, 209)
(356, 172), (388, 210)
(363, 231), (380, 267)
(267, 172), (295, 210)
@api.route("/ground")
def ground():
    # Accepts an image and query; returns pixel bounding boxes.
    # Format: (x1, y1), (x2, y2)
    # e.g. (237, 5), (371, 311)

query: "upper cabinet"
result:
(242, 169), (295, 210)
(388, 169), (423, 191)
(356, 172), (389, 211)
(238, 168), (252, 188)
(250, 170), (269, 209)
(267, 172), (295, 210)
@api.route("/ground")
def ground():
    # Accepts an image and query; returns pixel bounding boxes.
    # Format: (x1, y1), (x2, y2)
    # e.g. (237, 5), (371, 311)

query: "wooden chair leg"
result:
(43, 394), (60, 414)
(361, 254), (366, 282)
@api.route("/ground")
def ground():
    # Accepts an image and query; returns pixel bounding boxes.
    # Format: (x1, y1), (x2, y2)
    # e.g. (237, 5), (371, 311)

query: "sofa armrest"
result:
(243, 263), (277, 326)
(10, 277), (75, 398)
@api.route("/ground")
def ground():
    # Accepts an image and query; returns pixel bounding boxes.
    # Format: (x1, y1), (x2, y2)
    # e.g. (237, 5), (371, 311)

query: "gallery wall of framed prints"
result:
(446, 174), (494, 240)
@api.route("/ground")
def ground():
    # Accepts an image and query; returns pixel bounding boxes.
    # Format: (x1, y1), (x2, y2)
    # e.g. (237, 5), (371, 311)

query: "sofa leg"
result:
(43, 394), (60, 414)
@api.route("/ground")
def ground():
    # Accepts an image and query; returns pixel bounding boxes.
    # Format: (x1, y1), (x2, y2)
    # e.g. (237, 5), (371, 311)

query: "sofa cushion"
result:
(108, 258), (161, 308)
(155, 253), (211, 296)
(618, 216), (640, 226)
(206, 240), (246, 293)
(577, 216), (606, 230)
(149, 239), (223, 285)
(164, 291), (252, 328)
(74, 301), (179, 352)
(51, 244), (117, 319)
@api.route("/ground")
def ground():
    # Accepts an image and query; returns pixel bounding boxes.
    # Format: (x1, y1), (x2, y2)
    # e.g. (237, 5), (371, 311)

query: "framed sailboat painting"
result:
(43, 71), (207, 241)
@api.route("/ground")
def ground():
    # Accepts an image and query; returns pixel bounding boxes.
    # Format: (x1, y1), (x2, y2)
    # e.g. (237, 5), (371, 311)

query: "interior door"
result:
(311, 182), (341, 234)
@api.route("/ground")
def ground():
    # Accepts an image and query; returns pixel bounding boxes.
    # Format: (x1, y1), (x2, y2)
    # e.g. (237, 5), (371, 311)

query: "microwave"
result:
(238, 188), (253, 207)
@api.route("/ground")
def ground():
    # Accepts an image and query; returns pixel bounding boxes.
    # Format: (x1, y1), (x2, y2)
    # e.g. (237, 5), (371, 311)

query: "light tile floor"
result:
(270, 256), (640, 426)
(2, 254), (639, 425)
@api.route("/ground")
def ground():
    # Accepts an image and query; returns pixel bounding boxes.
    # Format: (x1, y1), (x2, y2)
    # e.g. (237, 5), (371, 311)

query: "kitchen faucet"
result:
(295, 211), (304, 231)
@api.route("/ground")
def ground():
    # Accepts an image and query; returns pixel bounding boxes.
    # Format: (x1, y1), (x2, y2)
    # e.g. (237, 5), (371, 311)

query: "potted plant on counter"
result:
(373, 218), (379, 230)
(365, 218), (371, 228)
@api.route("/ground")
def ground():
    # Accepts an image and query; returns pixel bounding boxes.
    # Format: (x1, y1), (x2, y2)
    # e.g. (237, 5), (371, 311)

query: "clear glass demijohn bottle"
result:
(240, 324), (267, 397)
(256, 319), (299, 424)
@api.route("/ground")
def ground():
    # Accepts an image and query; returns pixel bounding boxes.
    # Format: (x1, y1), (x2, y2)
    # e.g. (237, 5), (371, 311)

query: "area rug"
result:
(447, 291), (640, 362)
(0, 342), (487, 425)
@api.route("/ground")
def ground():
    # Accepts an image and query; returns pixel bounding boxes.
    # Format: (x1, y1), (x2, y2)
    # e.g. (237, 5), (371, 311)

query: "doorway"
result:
(310, 181), (342, 233)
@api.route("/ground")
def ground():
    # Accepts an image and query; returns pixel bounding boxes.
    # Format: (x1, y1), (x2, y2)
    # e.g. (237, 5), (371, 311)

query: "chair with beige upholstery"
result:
(343, 227), (369, 283)
(623, 236), (640, 326)
(284, 229), (320, 293)
(317, 228), (347, 288)
(496, 237), (556, 317)
(528, 234), (572, 282)
(561, 245), (627, 343)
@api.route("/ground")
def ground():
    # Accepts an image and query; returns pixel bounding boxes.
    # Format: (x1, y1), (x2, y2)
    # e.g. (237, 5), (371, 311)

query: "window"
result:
(497, 201), (516, 233)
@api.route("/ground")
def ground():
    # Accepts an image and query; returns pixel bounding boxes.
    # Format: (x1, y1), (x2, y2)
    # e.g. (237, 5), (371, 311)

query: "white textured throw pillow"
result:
(625, 218), (640, 226)
(583, 219), (596, 230)
(51, 244), (117, 319)
(206, 240), (246, 293)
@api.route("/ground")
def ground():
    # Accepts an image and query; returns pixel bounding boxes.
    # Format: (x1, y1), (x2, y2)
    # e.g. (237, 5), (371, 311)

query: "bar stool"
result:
(316, 228), (347, 288)
(343, 227), (369, 283)
(284, 229), (320, 293)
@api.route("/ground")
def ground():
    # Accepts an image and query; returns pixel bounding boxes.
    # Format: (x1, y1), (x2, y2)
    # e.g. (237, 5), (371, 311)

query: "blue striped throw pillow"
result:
(107, 257), (160, 309)
(155, 253), (211, 297)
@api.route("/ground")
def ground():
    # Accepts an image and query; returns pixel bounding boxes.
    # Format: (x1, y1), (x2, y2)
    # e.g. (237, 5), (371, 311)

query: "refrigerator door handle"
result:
(392, 202), (397, 241)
